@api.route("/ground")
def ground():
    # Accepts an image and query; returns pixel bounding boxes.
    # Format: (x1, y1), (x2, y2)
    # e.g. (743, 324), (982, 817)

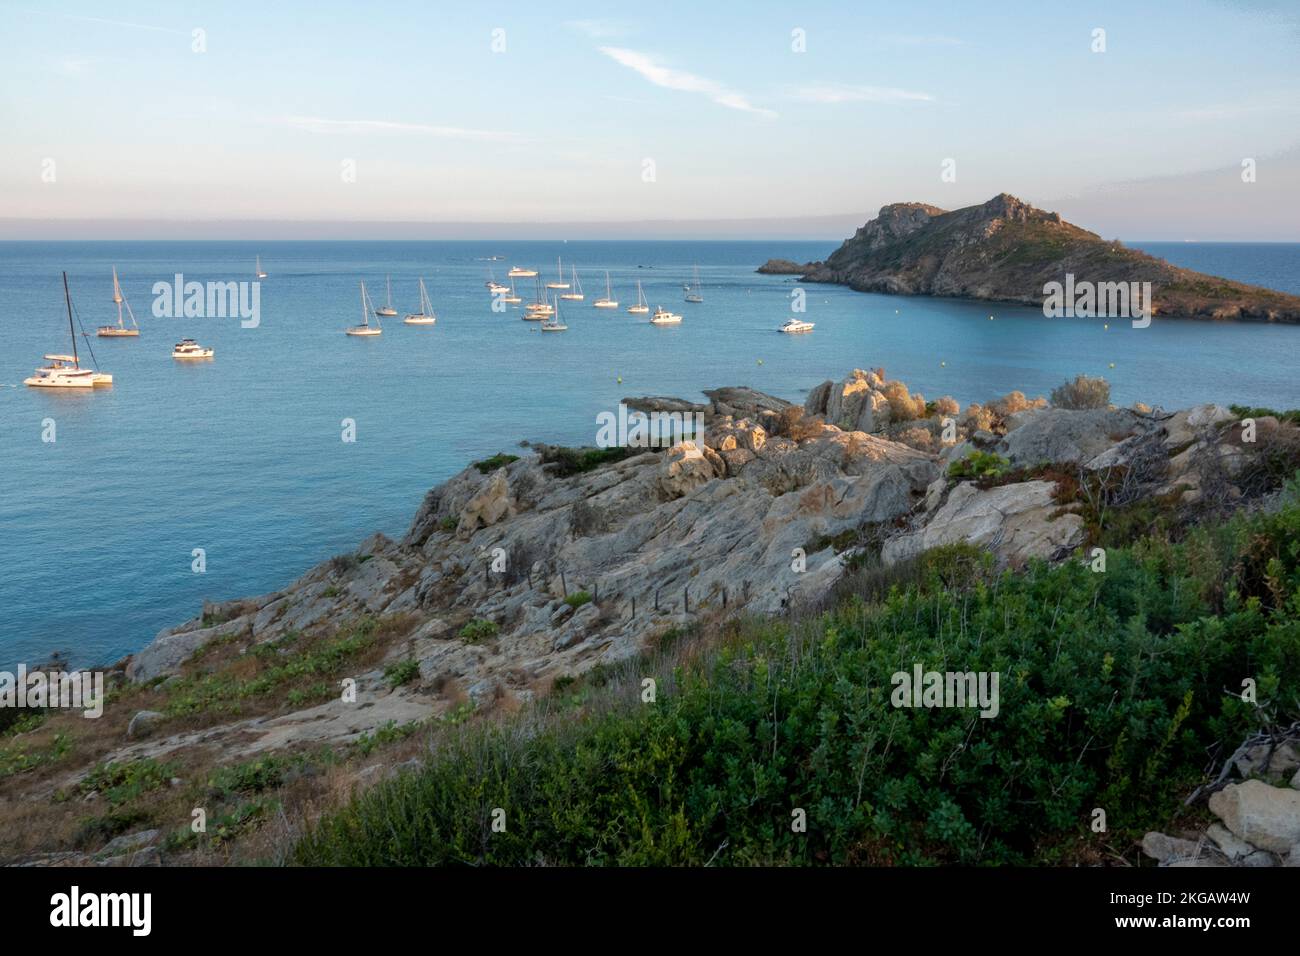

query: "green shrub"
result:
(80, 758), (173, 807)
(472, 453), (520, 474)
(458, 619), (499, 643)
(295, 492), (1300, 866)
(540, 445), (635, 477)
(563, 591), (592, 609)
(947, 450), (1011, 480)
(384, 659), (421, 687)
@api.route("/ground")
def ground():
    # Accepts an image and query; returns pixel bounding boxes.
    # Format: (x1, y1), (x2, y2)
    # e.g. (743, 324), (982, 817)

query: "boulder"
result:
(126, 710), (164, 740)
(457, 471), (515, 539)
(657, 441), (717, 499)
(128, 616), (252, 683)
(1233, 740), (1300, 784)
(1141, 831), (1204, 863)
(1207, 780), (1300, 853)
(882, 480), (1085, 567)
(999, 407), (1149, 467)
(95, 829), (160, 859)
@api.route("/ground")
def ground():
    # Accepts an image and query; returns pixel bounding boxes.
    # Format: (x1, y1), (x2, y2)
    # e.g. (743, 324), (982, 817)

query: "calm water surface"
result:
(2, 240), (1297, 667)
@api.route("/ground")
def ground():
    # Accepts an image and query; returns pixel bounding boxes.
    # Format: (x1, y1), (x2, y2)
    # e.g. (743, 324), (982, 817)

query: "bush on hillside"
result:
(295, 483), (1300, 867)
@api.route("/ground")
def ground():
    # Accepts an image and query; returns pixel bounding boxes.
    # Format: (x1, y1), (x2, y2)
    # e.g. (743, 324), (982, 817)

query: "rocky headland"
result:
(4, 368), (1299, 866)
(759, 193), (1300, 321)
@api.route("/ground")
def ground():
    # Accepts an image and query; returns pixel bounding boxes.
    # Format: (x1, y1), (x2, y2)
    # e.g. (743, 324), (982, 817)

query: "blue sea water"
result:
(2, 239), (1298, 669)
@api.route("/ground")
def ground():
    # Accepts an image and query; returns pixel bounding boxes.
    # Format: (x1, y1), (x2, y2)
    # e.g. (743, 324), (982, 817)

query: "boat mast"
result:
(113, 267), (124, 328)
(64, 271), (79, 368)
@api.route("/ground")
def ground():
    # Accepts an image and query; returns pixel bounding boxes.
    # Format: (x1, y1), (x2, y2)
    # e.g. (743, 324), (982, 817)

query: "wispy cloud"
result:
(11, 6), (190, 36)
(791, 84), (935, 105)
(283, 116), (519, 142)
(567, 18), (629, 40)
(881, 34), (963, 46)
(597, 46), (777, 119)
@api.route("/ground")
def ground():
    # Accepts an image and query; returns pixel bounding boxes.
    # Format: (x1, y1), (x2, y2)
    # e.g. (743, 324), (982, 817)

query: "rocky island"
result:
(3, 369), (1299, 868)
(760, 193), (1300, 321)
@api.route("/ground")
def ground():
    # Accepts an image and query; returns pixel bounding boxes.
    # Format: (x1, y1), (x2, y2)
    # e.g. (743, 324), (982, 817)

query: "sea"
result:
(2, 239), (1298, 669)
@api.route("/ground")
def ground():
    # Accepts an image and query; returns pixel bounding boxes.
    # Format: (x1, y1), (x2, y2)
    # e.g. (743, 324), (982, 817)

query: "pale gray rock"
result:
(96, 829), (159, 858)
(1141, 831), (1204, 863)
(883, 480), (1085, 567)
(1208, 780), (1300, 853)
(127, 616), (252, 682)
(999, 407), (1149, 466)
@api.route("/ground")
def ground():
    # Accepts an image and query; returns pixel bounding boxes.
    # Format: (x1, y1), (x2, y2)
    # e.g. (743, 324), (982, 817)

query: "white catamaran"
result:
(27, 273), (113, 388)
(97, 267), (140, 337)
(404, 278), (437, 325)
(375, 275), (398, 317)
(593, 271), (618, 309)
(348, 281), (383, 336)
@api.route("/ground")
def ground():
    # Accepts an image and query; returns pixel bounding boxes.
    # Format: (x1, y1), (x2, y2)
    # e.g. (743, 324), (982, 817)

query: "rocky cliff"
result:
(763, 193), (1300, 322)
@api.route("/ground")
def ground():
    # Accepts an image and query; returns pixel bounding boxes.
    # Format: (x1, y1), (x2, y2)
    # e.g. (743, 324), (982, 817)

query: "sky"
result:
(1, 0), (1298, 239)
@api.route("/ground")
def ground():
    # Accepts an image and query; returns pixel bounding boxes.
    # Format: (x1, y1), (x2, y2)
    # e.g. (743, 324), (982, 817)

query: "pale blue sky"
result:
(1, 0), (1298, 237)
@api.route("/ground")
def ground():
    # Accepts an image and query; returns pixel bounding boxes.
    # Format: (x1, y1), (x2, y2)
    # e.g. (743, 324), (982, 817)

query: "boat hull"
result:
(97, 328), (139, 337)
(24, 375), (94, 388)
(403, 316), (436, 325)
(345, 327), (381, 336)
(593, 301), (619, 309)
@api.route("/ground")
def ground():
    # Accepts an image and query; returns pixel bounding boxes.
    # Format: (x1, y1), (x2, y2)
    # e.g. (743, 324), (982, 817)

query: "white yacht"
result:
(540, 295), (567, 332)
(348, 281), (383, 336)
(97, 267), (140, 337)
(650, 306), (682, 325)
(779, 317), (815, 334)
(27, 273), (112, 387)
(172, 338), (214, 359)
(374, 275), (398, 317)
(559, 266), (584, 300)
(255, 255), (268, 279)
(404, 278), (437, 325)
(593, 271), (618, 309)
(545, 256), (569, 290)
(626, 280), (649, 314)
(684, 264), (703, 303)
(508, 266), (537, 278)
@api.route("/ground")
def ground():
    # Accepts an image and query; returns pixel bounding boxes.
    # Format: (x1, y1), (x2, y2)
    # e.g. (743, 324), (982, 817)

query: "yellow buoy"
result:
(617, 376), (622, 384)
(940, 361), (946, 367)
(1103, 323), (1109, 330)
(757, 359), (764, 365)
(1109, 363), (1115, 368)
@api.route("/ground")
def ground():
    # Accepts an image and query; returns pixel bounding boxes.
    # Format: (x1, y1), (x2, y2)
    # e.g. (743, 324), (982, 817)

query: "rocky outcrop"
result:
(795, 193), (1300, 322)
(116, 368), (1291, 773)
(883, 480), (1084, 567)
(756, 258), (818, 275)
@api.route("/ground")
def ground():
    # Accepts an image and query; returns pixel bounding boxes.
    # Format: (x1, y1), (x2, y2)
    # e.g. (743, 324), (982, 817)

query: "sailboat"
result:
(559, 266), (584, 301)
(502, 277), (523, 304)
(523, 276), (553, 320)
(545, 256), (570, 290)
(374, 276), (398, 317)
(255, 255), (268, 279)
(626, 280), (649, 314)
(485, 267), (509, 294)
(97, 267), (140, 337)
(593, 271), (619, 309)
(508, 265), (537, 278)
(348, 281), (383, 336)
(404, 278), (437, 325)
(684, 265), (703, 303)
(26, 272), (112, 388)
(540, 294), (567, 332)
